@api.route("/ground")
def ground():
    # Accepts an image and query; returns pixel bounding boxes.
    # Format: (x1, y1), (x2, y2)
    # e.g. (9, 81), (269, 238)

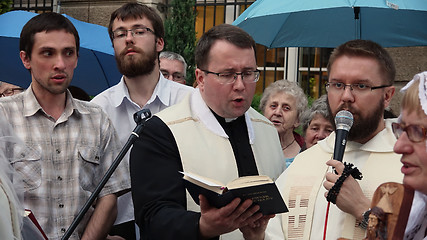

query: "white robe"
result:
(266, 119), (403, 240)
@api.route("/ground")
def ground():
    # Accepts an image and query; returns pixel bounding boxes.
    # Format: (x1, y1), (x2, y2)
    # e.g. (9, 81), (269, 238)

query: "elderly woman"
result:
(392, 71), (427, 239)
(301, 95), (334, 150)
(260, 79), (307, 168)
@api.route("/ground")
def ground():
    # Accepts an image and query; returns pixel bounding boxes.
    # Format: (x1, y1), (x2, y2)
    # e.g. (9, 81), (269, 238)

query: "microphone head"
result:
(335, 110), (354, 131)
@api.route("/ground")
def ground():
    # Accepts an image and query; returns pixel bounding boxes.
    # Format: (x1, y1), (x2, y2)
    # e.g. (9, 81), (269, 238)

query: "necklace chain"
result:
(282, 138), (296, 150)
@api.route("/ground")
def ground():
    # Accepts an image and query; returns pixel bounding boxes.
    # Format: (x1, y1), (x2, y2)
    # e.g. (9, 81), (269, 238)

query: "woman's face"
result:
(304, 114), (333, 148)
(263, 92), (299, 136)
(393, 109), (427, 195)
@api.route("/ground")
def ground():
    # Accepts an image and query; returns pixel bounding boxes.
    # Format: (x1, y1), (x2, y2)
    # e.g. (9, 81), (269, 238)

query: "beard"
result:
(115, 44), (157, 78)
(327, 96), (384, 142)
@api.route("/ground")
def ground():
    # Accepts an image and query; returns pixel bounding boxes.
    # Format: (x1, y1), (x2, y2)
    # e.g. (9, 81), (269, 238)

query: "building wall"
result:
(58, 0), (166, 27)
(387, 46), (427, 115)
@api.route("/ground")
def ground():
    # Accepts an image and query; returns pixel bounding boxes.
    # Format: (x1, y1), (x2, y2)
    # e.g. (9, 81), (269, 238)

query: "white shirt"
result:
(91, 73), (194, 227)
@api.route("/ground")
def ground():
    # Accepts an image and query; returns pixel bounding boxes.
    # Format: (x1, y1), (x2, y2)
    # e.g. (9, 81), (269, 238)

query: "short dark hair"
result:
(108, 2), (164, 42)
(20, 12), (80, 59)
(327, 40), (396, 85)
(195, 24), (256, 70)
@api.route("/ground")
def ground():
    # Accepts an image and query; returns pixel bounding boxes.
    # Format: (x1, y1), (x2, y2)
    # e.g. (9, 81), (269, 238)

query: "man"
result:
(266, 40), (403, 239)
(91, 3), (193, 239)
(0, 13), (129, 239)
(130, 24), (285, 240)
(0, 81), (24, 97)
(159, 51), (187, 84)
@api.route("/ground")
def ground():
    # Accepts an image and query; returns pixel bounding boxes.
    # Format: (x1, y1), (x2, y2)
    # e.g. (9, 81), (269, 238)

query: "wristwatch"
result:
(359, 208), (371, 229)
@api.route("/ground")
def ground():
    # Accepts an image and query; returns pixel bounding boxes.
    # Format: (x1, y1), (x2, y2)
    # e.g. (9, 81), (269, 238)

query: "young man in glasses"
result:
(130, 24), (285, 240)
(91, 3), (193, 239)
(267, 40), (403, 239)
(160, 51), (188, 85)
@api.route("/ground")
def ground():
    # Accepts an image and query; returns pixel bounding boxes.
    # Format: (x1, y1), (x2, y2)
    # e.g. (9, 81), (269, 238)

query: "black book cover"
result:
(183, 178), (288, 215)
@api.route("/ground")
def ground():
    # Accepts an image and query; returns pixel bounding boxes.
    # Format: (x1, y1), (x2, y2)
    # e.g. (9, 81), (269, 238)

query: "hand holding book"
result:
(181, 171), (288, 215)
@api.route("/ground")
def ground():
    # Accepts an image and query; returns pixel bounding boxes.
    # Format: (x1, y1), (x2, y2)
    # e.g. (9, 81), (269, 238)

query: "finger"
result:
(241, 210), (263, 228)
(323, 180), (334, 191)
(199, 194), (213, 214)
(325, 172), (339, 183)
(326, 159), (345, 174)
(218, 197), (242, 217)
(233, 199), (255, 221)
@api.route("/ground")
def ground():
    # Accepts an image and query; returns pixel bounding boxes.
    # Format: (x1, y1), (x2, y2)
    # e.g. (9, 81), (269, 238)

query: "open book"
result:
(181, 171), (288, 215)
(24, 209), (48, 240)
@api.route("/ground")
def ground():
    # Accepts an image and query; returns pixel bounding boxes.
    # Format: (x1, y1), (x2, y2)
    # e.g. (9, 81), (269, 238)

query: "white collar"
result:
(110, 73), (171, 108)
(190, 90), (255, 144)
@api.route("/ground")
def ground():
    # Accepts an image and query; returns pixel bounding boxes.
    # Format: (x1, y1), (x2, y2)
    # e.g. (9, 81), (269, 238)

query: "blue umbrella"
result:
(233, 0), (427, 48)
(0, 11), (121, 96)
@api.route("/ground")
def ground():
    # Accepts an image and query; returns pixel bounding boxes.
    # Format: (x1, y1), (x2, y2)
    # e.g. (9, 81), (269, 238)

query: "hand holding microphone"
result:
(325, 110), (364, 207)
(333, 110), (354, 162)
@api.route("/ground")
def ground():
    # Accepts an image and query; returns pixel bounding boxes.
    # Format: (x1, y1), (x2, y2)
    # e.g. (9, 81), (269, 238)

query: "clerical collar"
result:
(225, 117), (237, 122)
(210, 109), (242, 124)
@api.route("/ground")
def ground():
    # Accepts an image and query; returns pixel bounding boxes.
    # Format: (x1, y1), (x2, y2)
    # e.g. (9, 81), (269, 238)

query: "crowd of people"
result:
(0, 2), (426, 240)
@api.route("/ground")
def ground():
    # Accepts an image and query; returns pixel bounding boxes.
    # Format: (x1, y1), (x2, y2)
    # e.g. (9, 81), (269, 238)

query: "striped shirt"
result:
(0, 88), (130, 240)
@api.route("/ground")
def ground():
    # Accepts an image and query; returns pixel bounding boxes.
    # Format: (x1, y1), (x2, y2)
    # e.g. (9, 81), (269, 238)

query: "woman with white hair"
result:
(301, 95), (334, 150)
(259, 79), (307, 168)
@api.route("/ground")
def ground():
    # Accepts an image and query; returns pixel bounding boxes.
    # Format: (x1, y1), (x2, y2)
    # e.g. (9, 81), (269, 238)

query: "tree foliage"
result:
(0, 0), (12, 14)
(163, 0), (197, 86)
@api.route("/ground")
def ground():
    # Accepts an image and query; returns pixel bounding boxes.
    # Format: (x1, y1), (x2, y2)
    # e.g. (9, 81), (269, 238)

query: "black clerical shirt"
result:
(130, 112), (260, 240)
(212, 111), (259, 177)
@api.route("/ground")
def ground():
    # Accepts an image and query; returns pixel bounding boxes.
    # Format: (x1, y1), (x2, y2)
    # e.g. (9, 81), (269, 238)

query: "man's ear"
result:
(195, 68), (205, 91)
(156, 37), (165, 52)
(20, 51), (31, 70)
(383, 86), (395, 108)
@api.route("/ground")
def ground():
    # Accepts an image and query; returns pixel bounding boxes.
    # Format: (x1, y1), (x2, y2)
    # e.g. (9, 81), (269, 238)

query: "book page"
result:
(180, 171), (227, 190)
(226, 175), (273, 189)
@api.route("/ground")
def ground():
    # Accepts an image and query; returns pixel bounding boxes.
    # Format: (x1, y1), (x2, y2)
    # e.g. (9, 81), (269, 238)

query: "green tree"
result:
(163, 0), (197, 86)
(0, 0), (12, 14)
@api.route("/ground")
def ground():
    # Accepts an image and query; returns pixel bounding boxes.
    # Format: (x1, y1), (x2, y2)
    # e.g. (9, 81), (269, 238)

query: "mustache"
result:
(336, 103), (358, 116)
(119, 45), (144, 57)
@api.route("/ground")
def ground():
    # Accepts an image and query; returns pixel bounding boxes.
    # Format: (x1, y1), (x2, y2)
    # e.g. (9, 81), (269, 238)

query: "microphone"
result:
(333, 110), (354, 162)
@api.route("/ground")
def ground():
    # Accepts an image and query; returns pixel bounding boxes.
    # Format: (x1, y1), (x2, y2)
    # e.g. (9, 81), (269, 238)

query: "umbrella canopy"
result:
(233, 0), (427, 48)
(0, 11), (121, 96)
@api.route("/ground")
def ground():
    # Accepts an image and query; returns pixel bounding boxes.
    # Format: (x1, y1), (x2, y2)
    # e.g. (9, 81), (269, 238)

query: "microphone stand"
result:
(61, 109), (152, 240)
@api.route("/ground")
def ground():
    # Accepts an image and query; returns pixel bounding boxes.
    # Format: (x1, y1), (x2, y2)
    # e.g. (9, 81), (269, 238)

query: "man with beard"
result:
(0, 12), (130, 239)
(91, 3), (193, 239)
(265, 40), (403, 240)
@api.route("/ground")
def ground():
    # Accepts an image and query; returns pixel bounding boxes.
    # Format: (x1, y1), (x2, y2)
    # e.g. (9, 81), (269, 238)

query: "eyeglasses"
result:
(392, 122), (427, 143)
(200, 69), (260, 84)
(325, 82), (391, 94)
(112, 27), (155, 40)
(0, 88), (24, 97)
(161, 71), (185, 81)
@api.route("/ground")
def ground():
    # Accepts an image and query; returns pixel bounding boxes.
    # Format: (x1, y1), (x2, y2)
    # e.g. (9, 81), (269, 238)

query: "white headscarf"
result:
(401, 71), (427, 116)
